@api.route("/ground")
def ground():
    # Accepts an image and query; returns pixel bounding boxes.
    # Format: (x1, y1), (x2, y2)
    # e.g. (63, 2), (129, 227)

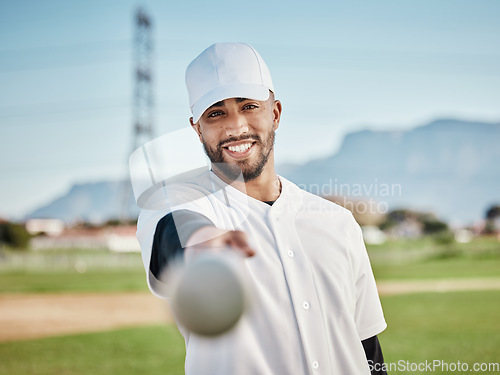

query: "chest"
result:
(238, 206), (357, 316)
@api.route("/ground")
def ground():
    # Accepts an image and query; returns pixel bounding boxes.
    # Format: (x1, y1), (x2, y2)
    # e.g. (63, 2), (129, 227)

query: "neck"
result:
(244, 170), (281, 202)
(213, 161), (281, 202)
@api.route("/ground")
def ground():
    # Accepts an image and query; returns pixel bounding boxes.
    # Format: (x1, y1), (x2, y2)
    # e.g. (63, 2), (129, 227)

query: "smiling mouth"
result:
(227, 142), (252, 152)
(222, 141), (256, 157)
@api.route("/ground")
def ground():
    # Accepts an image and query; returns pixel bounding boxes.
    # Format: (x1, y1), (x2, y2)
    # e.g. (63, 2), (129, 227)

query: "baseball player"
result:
(136, 42), (387, 374)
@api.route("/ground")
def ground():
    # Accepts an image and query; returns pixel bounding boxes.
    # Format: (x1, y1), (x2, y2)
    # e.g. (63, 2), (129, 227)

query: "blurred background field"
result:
(1, 1), (500, 374)
(1, 237), (499, 375)
(370, 236), (500, 280)
(2, 291), (498, 375)
(0, 325), (186, 375)
(1, 236), (500, 293)
(0, 249), (147, 294)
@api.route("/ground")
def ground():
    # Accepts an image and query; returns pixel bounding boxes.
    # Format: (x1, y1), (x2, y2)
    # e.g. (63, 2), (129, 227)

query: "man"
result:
(136, 42), (387, 374)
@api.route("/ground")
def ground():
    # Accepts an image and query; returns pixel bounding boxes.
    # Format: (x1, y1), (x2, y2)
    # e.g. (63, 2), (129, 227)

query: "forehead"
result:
(207, 97), (251, 109)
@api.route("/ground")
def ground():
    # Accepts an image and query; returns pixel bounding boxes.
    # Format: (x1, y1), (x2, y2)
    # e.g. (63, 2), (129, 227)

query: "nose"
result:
(225, 111), (249, 138)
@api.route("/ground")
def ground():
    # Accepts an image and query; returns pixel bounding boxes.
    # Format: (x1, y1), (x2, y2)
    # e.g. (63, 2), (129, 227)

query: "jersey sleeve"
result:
(136, 182), (220, 298)
(150, 210), (214, 280)
(351, 218), (387, 340)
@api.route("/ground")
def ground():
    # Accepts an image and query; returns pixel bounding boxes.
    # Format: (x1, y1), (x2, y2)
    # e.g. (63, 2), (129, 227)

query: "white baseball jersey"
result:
(136, 170), (387, 375)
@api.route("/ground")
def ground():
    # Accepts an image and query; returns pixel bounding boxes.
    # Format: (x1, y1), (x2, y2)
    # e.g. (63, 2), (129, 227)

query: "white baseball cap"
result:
(186, 42), (274, 123)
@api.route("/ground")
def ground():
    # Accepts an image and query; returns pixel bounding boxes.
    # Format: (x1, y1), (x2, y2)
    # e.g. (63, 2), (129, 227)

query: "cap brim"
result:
(192, 84), (270, 123)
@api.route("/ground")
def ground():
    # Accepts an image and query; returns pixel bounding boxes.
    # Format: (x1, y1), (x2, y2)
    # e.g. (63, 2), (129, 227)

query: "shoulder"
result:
(137, 171), (224, 233)
(139, 170), (218, 210)
(280, 176), (354, 217)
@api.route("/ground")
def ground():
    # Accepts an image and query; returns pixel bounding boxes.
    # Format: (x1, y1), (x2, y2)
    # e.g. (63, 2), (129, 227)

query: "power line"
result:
(0, 96), (128, 111)
(0, 38), (131, 73)
(0, 57), (130, 73)
(0, 102), (128, 120)
(0, 99), (170, 129)
(0, 160), (125, 174)
(0, 38), (131, 55)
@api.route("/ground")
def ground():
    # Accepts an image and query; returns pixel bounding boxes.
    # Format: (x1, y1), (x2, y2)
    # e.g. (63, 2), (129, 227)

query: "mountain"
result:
(26, 180), (138, 224)
(277, 119), (500, 225)
(26, 118), (500, 226)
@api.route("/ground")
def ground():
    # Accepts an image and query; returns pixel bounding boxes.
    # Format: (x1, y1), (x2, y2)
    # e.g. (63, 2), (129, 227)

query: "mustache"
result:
(218, 134), (262, 149)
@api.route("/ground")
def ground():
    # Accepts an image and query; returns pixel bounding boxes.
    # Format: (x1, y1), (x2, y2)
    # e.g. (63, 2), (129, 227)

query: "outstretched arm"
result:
(150, 210), (255, 279)
(185, 226), (255, 262)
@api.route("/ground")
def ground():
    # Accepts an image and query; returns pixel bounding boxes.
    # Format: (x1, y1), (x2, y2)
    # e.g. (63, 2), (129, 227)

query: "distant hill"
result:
(26, 118), (500, 226)
(277, 118), (500, 225)
(26, 181), (138, 225)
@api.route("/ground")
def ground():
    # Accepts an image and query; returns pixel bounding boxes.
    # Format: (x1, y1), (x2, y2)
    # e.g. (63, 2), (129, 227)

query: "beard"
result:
(202, 130), (275, 182)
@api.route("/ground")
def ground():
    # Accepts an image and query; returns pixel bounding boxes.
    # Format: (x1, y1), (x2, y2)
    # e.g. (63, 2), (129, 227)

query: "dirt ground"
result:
(0, 292), (173, 343)
(377, 277), (500, 296)
(2, 278), (500, 343)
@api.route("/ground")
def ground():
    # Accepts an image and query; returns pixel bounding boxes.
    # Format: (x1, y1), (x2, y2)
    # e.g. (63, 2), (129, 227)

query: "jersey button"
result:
(302, 301), (310, 310)
(287, 250), (294, 258)
(312, 361), (319, 370)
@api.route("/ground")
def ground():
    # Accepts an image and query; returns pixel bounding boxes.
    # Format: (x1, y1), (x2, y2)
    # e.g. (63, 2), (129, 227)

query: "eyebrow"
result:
(206, 97), (250, 110)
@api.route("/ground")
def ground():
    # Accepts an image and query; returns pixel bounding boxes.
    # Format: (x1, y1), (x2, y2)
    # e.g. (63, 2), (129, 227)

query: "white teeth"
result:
(228, 143), (252, 153)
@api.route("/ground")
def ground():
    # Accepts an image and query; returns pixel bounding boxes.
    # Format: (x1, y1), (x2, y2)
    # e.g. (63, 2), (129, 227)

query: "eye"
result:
(243, 103), (258, 110)
(207, 110), (224, 118)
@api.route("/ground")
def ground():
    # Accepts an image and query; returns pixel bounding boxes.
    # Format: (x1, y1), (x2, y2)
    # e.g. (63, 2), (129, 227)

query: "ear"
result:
(190, 117), (203, 143)
(272, 100), (282, 131)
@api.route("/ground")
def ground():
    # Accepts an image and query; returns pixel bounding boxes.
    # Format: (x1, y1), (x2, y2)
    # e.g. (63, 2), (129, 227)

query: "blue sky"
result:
(1, 0), (499, 219)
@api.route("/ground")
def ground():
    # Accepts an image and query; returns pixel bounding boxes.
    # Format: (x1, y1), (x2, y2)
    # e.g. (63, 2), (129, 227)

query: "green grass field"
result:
(2, 256), (499, 295)
(369, 236), (500, 280)
(0, 269), (148, 294)
(0, 325), (186, 375)
(0, 249), (147, 293)
(1, 237), (498, 294)
(1, 237), (499, 374)
(1, 291), (498, 375)
(380, 291), (500, 375)
(372, 255), (500, 280)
